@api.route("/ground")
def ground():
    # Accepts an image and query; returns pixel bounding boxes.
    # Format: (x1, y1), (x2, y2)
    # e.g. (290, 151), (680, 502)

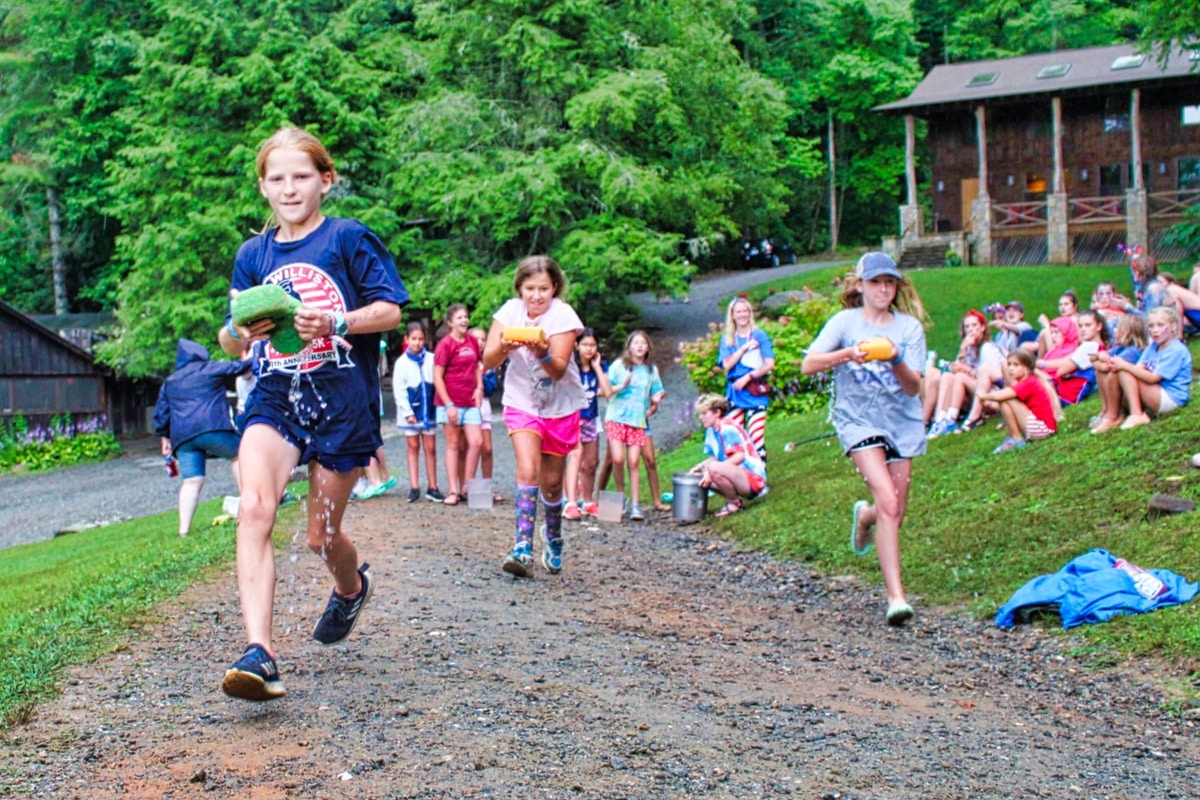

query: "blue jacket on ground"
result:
(153, 339), (249, 452)
(995, 549), (1198, 629)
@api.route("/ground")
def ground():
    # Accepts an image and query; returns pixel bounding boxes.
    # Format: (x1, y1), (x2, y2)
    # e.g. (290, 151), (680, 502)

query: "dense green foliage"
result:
(0, 414), (121, 472)
(0, 1), (1175, 376)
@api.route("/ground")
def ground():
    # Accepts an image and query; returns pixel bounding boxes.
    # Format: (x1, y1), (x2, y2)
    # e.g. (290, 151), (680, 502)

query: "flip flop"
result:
(443, 492), (460, 506)
(714, 500), (743, 518)
(492, 492), (506, 504)
(850, 500), (873, 556)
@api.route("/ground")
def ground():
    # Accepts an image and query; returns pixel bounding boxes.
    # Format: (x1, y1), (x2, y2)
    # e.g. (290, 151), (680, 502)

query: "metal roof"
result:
(876, 42), (1198, 114)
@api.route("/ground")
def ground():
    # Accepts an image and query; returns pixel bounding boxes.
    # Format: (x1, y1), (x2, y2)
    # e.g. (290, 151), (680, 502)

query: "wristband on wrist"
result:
(540, 353), (553, 364)
(890, 342), (906, 365)
(227, 320), (240, 340)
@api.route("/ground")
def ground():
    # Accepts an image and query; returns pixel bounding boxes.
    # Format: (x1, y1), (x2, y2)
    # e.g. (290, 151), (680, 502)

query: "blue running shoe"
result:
(221, 643), (286, 701)
(540, 525), (563, 574)
(502, 546), (533, 577)
(312, 563), (373, 645)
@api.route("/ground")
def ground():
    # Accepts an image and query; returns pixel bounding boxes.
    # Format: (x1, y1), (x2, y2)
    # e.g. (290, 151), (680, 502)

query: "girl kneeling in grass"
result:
(801, 252), (927, 627)
(690, 393), (768, 518)
(978, 349), (1058, 454)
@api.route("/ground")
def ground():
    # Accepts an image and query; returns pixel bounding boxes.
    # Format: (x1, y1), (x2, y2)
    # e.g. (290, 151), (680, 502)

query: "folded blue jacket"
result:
(995, 549), (1198, 629)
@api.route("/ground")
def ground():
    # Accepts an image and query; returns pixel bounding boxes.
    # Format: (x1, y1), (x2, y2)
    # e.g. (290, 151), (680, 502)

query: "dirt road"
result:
(3, 493), (1197, 798)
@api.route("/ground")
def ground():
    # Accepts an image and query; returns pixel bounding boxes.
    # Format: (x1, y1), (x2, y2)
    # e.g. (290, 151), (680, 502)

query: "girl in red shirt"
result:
(978, 349), (1059, 454)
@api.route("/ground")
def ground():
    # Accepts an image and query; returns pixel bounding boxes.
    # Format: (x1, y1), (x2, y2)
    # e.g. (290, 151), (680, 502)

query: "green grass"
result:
(0, 491), (303, 727)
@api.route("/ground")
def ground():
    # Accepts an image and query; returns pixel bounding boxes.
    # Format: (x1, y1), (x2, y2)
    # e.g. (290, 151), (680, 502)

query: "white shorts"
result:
(1156, 391), (1179, 415)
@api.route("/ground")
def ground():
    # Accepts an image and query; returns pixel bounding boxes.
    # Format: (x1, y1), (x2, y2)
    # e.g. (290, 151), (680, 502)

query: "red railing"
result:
(991, 201), (1047, 229)
(1069, 195), (1124, 224)
(1148, 189), (1200, 218)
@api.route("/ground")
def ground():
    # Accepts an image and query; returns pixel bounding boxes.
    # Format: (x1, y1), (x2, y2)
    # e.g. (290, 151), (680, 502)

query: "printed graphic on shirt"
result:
(258, 262), (355, 375)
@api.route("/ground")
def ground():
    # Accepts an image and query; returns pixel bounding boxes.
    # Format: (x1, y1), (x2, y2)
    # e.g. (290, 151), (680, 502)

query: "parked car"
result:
(740, 237), (796, 269)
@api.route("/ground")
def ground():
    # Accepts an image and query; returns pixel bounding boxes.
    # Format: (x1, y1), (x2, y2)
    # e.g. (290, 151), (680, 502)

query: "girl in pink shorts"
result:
(481, 256), (585, 577)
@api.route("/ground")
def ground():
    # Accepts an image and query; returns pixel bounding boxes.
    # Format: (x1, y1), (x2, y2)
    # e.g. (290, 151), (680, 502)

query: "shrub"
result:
(0, 414), (122, 472)
(679, 294), (840, 416)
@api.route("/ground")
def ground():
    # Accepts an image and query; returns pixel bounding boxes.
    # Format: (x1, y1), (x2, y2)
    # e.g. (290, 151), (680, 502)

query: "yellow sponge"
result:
(858, 337), (898, 362)
(502, 326), (545, 344)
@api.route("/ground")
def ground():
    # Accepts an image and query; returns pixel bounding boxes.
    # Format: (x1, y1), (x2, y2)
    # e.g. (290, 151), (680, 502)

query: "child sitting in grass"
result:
(978, 349), (1059, 454)
(1092, 306), (1192, 433)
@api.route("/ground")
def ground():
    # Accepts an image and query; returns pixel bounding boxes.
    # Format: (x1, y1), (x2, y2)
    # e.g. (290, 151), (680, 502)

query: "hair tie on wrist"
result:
(540, 354), (553, 364)
(227, 320), (240, 340)
(890, 342), (906, 365)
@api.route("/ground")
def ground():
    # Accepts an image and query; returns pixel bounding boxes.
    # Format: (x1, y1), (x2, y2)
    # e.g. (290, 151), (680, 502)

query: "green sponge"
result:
(230, 284), (306, 354)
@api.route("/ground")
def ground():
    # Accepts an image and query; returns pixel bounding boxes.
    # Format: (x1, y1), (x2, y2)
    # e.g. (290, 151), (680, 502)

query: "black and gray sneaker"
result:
(312, 563), (374, 645)
(221, 643), (286, 701)
(407, 487), (421, 503)
(425, 487), (446, 503)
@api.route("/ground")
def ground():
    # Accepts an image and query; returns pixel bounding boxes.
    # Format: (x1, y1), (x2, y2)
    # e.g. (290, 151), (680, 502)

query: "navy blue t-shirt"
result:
(228, 217), (409, 456)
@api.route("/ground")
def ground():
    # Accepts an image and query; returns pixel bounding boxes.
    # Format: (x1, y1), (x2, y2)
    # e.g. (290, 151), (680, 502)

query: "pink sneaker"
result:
(563, 503), (582, 521)
(582, 501), (599, 517)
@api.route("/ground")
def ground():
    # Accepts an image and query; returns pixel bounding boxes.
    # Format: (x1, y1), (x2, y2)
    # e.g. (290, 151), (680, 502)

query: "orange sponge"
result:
(502, 326), (545, 344)
(858, 337), (898, 362)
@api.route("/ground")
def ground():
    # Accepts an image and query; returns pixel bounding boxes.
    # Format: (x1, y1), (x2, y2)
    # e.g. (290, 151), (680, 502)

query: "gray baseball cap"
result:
(855, 252), (903, 281)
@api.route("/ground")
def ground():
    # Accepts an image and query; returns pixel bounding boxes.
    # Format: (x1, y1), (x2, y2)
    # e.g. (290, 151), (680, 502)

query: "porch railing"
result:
(991, 201), (1047, 229)
(1148, 188), (1200, 219)
(1068, 195), (1124, 224)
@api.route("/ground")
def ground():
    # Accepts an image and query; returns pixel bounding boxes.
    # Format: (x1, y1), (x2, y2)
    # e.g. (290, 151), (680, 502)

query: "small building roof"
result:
(877, 42), (1198, 114)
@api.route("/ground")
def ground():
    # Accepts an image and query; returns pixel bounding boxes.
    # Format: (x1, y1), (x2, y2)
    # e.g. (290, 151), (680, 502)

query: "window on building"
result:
(1184, 106), (1200, 126)
(1099, 164), (1124, 196)
(1026, 173), (1047, 194)
(1104, 96), (1129, 133)
(1110, 54), (1146, 71)
(1036, 64), (1071, 79)
(1179, 158), (1200, 191)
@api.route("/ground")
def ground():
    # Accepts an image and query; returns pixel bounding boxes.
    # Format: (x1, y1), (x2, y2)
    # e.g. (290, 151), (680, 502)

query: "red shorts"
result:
(605, 420), (647, 448)
(503, 407), (581, 457)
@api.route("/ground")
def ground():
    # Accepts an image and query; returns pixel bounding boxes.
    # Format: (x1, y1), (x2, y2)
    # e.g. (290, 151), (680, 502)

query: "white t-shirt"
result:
(493, 297), (585, 419)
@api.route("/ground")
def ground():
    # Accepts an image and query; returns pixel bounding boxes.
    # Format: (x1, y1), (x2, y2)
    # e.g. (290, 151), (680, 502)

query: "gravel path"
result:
(3, 260), (1199, 797)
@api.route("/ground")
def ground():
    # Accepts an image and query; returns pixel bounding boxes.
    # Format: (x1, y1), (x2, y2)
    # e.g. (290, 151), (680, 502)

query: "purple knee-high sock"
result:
(514, 484), (539, 551)
(541, 493), (563, 543)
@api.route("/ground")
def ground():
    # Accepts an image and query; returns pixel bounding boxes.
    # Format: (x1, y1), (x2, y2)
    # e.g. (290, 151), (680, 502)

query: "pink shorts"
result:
(503, 407), (581, 457)
(605, 420), (647, 448)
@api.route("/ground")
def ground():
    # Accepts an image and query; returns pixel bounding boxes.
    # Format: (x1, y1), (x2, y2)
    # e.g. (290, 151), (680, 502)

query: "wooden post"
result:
(905, 114), (917, 206)
(1051, 96), (1064, 195)
(828, 110), (838, 252)
(975, 105), (989, 199)
(1130, 88), (1143, 190)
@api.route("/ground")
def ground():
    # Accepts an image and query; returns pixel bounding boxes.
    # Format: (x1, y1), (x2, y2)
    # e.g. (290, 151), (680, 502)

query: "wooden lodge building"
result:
(0, 299), (154, 436)
(876, 43), (1200, 267)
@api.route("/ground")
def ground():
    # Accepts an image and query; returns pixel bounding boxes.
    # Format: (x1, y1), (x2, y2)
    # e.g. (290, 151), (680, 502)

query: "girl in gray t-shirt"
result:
(801, 252), (927, 627)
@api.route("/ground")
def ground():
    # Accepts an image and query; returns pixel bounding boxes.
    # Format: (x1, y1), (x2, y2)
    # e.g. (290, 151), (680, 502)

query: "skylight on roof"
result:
(967, 72), (999, 87)
(1111, 54), (1147, 70)
(1037, 63), (1071, 79)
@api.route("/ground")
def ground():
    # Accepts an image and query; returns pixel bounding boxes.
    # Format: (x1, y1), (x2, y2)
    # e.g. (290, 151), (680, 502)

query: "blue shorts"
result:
(243, 387), (376, 474)
(176, 431), (241, 479)
(1184, 308), (1200, 329)
(437, 405), (482, 426)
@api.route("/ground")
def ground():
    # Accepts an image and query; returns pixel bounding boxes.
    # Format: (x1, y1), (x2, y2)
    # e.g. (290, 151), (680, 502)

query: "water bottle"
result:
(925, 350), (937, 373)
(164, 455), (178, 478)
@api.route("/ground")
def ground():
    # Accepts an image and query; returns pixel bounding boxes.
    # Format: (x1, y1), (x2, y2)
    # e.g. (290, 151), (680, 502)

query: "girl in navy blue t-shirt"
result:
(216, 128), (408, 702)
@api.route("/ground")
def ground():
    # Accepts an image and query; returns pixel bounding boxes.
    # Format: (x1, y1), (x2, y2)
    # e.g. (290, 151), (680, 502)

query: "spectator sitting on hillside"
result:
(1156, 271), (1200, 336)
(1092, 306), (1191, 433)
(925, 309), (1001, 437)
(1036, 290), (1081, 358)
(1036, 309), (1107, 406)
(987, 301), (1038, 357)
(1091, 281), (1126, 340)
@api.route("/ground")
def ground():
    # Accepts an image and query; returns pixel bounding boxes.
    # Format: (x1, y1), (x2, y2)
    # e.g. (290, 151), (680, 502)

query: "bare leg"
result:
(234, 424), (301, 655)
(607, 439), (626, 493)
(306, 462), (363, 597)
(642, 436), (668, 510)
(563, 442), (582, 506)
(443, 419), (464, 496)
(406, 436), (421, 489)
(422, 433), (439, 489)
(178, 476), (205, 536)
(579, 439), (600, 503)
(462, 423), (483, 491)
(849, 448), (911, 607)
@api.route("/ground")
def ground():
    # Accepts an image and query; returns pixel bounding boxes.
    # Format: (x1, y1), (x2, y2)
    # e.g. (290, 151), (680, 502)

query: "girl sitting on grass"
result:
(978, 349), (1058, 454)
(1092, 306), (1192, 433)
(1036, 309), (1107, 406)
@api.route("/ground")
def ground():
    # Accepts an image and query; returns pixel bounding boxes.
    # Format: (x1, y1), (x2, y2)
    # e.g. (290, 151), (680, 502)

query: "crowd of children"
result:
(921, 251), (1192, 452)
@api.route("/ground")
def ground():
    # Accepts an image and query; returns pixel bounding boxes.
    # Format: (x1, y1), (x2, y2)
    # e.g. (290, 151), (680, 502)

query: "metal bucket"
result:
(672, 471), (707, 522)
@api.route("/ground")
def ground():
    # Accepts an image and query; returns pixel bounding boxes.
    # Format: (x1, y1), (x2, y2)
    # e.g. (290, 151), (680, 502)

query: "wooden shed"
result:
(876, 43), (1200, 267)
(0, 300), (153, 436)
